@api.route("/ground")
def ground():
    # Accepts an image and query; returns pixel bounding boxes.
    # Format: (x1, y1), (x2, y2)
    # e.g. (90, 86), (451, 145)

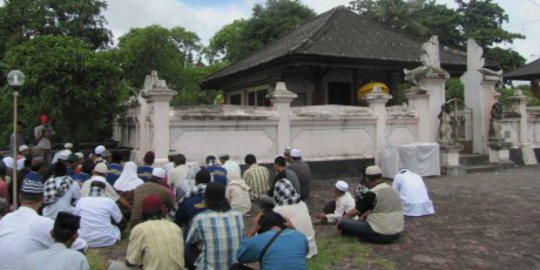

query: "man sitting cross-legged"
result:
(234, 210), (308, 270)
(338, 165), (404, 244)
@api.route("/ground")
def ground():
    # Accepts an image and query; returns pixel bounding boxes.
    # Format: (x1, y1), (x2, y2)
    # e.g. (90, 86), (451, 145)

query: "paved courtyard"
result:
(309, 165), (540, 270)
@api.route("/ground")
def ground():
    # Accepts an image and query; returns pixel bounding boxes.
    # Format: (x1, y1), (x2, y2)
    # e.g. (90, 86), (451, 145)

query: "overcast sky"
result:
(103, 0), (540, 63)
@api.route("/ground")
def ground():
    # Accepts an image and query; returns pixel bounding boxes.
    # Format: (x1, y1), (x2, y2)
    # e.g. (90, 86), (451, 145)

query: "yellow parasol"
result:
(357, 82), (389, 103)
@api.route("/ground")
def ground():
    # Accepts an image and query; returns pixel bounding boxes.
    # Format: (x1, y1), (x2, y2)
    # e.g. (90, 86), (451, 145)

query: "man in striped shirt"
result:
(242, 154), (271, 201)
(186, 182), (244, 270)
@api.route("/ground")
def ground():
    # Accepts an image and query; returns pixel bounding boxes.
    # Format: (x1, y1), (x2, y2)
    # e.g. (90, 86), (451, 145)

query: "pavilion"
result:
(202, 7), (496, 106)
(504, 58), (540, 98)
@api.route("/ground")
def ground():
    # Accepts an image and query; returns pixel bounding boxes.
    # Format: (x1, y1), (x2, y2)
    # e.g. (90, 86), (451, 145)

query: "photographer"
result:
(34, 115), (55, 165)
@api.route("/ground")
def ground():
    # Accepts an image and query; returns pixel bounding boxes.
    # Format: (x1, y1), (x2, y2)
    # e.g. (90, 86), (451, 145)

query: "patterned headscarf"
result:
(43, 176), (72, 205)
(273, 178), (301, 206)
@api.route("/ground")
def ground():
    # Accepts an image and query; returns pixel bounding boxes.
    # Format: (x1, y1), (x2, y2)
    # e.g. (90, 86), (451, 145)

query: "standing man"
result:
(287, 149), (312, 200)
(338, 165), (404, 244)
(243, 154), (270, 201)
(34, 115), (55, 165)
(9, 121), (25, 156)
(22, 212), (90, 270)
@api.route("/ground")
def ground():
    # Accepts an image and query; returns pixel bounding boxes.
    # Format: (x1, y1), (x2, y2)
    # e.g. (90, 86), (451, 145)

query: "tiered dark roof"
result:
(504, 58), (540, 80)
(203, 7), (478, 88)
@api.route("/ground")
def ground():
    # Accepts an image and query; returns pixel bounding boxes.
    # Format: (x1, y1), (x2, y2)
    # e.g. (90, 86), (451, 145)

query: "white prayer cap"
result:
(2, 157), (13, 169)
(284, 146), (292, 155)
(335, 180), (349, 192)
(94, 162), (108, 174)
(64, 143), (74, 149)
(95, 145), (106, 155)
(151, 168), (166, 179)
(290, 149), (302, 158)
(75, 152), (84, 159)
(58, 149), (71, 161)
(18, 144), (29, 152)
(365, 165), (382, 176)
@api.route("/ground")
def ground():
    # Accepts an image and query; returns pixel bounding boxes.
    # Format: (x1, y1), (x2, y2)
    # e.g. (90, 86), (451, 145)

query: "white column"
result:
(143, 71), (176, 165)
(268, 82), (297, 155)
(405, 88), (431, 142)
(418, 73), (449, 142)
(365, 92), (391, 165)
(508, 92), (537, 164)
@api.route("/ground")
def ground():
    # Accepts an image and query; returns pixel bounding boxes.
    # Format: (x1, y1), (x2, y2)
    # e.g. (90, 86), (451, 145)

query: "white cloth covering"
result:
(80, 175), (120, 202)
(225, 172), (251, 214)
(274, 201), (318, 258)
(22, 243), (90, 270)
(326, 192), (356, 223)
(381, 143), (440, 178)
(222, 160), (241, 183)
(75, 196), (123, 248)
(113, 162), (144, 192)
(0, 207), (87, 270)
(42, 177), (81, 220)
(392, 169), (435, 217)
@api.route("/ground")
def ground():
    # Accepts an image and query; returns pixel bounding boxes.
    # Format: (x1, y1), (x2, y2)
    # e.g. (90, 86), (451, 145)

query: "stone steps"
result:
(460, 153), (518, 174)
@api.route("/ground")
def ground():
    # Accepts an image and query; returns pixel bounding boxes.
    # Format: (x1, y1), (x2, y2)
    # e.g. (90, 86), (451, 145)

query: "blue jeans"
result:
(338, 219), (400, 244)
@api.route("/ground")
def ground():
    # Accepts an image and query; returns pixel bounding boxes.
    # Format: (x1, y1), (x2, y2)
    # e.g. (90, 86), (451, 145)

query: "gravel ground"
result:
(307, 165), (540, 270)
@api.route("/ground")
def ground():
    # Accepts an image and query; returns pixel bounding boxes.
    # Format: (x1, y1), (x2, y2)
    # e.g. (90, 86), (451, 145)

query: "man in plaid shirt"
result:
(186, 182), (244, 270)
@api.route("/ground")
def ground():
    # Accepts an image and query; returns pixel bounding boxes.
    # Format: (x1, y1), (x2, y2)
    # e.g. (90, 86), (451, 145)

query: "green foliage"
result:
(115, 24), (206, 91)
(207, 0), (315, 63)
(485, 47), (526, 85)
(1, 35), (125, 143)
(207, 20), (247, 63)
(456, 0), (524, 49)
(0, 0), (111, 54)
(349, 0), (524, 50)
(446, 78), (464, 101)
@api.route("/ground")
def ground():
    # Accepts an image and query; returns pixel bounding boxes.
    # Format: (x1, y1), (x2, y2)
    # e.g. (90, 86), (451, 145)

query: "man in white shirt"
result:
(168, 154), (190, 198)
(79, 163), (132, 211)
(0, 180), (86, 270)
(75, 181), (123, 247)
(161, 150), (177, 173)
(42, 161), (80, 220)
(392, 169), (435, 217)
(22, 212), (89, 270)
(318, 180), (356, 224)
(219, 154), (241, 181)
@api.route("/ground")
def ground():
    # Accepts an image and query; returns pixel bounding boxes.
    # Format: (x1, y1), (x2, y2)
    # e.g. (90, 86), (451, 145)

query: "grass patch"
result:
(87, 235), (130, 270)
(307, 234), (395, 270)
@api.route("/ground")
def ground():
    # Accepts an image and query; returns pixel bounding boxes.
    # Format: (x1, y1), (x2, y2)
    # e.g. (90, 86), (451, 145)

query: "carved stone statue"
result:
(488, 102), (504, 141)
(421, 35), (441, 69)
(438, 103), (454, 145)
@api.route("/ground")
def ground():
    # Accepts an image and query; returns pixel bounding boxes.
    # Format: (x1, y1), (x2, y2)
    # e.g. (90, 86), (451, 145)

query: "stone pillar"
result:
(418, 73), (449, 142)
(403, 36), (449, 143)
(405, 87), (431, 142)
(268, 82), (297, 155)
(142, 71), (176, 165)
(508, 92), (538, 165)
(461, 39), (503, 154)
(440, 144), (464, 176)
(365, 91), (391, 164)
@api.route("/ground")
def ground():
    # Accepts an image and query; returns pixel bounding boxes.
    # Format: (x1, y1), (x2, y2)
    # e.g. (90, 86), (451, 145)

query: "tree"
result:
(0, 0), (111, 54)
(1, 35), (125, 142)
(485, 47), (526, 85)
(207, 0), (315, 63)
(207, 20), (247, 63)
(116, 25), (202, 90)
(456, 0), (524, 49)
(348, 0), (524, 50)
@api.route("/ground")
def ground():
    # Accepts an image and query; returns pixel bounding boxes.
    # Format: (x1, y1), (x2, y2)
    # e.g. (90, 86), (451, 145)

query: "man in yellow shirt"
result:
(109, 195), (184, 270)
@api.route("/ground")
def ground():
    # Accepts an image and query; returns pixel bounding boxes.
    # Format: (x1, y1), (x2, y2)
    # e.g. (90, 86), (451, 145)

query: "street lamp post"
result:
(7, 70), (25, 207)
